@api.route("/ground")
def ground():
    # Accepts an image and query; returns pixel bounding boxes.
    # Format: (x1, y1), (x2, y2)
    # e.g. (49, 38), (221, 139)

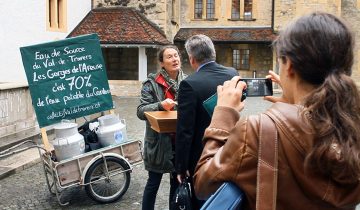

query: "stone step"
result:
(0, 126), (56, 180)
(0, 127), (41, 152)
(0, 147), (41, 180)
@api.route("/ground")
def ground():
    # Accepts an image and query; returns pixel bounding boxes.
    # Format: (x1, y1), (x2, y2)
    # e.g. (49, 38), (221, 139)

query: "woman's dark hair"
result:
(158, 45), (180, 63)
(274, 12), (360, 183)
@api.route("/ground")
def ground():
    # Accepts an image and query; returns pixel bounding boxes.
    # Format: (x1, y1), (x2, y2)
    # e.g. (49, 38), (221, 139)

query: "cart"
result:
(40, 139), (143, 206)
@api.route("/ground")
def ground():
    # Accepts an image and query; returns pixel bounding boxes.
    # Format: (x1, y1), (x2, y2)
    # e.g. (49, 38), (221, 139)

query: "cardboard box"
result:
(144, 111), (177, 133)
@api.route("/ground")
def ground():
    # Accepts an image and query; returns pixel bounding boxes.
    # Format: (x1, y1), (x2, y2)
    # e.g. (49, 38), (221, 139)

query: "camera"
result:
(240, 78), (273, 98)
(202, 78), (273, 117)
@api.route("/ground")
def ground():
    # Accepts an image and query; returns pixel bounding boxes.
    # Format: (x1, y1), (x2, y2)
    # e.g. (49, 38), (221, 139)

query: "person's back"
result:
(177, 62), (237, 173)
(175, 34), (238, 209)
(194, 12), (360, 210)
(224, 103), (360, 210)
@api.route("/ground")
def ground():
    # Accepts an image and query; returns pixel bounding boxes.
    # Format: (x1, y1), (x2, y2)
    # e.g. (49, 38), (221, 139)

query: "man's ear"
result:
(189, 55), (194, 65)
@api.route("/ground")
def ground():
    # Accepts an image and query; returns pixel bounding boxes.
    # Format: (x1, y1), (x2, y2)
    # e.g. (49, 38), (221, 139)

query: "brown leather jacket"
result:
(194, 102), (360, 210)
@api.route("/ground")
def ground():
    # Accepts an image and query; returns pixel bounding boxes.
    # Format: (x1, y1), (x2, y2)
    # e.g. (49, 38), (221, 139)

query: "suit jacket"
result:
(175, 62), (238, 175)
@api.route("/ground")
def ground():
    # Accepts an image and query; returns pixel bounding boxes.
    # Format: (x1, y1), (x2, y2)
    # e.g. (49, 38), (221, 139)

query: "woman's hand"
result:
(217, 76), (246, 112)
(161, 98), (177, 111)
(266, 70), (281, 87)
(264, 70), (288, 103)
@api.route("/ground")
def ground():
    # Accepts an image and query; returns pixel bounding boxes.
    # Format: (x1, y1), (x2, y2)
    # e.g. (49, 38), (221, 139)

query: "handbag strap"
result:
(256, 113), (278, 210)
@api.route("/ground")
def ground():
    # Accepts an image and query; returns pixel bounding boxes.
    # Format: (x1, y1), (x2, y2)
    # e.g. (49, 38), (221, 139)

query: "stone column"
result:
(138, 47), (147, 81)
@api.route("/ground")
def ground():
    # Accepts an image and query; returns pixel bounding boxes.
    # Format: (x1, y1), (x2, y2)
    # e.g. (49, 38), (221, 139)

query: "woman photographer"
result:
(194, 12), (360, 209)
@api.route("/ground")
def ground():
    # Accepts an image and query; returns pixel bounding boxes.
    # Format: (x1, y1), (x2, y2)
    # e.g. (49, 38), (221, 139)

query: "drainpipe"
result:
(271, 0), (275, 31)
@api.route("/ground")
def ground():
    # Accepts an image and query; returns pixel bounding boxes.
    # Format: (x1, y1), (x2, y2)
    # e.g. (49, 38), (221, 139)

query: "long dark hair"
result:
(274, 12), (360, 183)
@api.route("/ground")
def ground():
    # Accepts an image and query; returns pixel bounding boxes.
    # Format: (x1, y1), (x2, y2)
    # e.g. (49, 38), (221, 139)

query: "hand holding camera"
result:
(263, 70), (290, 104)
(203, 73), (276, 115)
(217, 76), (247, 112)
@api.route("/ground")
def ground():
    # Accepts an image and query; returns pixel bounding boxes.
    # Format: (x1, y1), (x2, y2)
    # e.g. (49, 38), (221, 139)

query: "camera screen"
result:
(242, 78), (273, 96)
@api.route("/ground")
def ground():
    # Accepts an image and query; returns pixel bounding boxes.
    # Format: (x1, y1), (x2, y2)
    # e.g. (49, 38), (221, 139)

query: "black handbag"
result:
(78, 120), (101, 152)
(171, 179), (192, 210)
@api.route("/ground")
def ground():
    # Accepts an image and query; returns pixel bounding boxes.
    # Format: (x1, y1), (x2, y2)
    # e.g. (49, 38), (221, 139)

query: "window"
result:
(206, 0), (215, 19)
(233, 50), (240, 69)
(47, 0), (67, 31)
(194, 0), (216, 20)
(231, 0), (240, 19)
(230, 0), (253, 20)
(233, 49), (250, 69)
(194, 0), (203, 19)
(244, 0), (252, 20)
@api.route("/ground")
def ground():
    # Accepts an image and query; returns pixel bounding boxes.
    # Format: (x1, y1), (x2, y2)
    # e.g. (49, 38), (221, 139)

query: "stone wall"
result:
(102, 48), (139, 80)
(0, 84), (37, 138)
(180, 0), (273, 28)
(216, 43), (273, 78)
(274, 0), (360, 85)
(108, 80), (142, 97)
(147, 48), (161, 75)
(342, 0), (360, 85)
(102, 47), (160, 80)
(274, 0), (340, 31)
(93, 0), (176, 40)
(92, 0), (360, 86)
(175, 43), (272, 78)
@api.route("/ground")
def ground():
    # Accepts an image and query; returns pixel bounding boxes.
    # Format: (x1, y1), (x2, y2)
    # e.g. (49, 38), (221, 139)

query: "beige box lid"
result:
(144, 111), (177, 133)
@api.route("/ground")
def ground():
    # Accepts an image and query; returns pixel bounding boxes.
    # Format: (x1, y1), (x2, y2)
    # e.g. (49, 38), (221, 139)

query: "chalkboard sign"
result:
(20, 34), (113, 127)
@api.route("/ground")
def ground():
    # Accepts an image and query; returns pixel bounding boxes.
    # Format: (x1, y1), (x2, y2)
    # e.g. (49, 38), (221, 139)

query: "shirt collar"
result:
(196, 61), (215, 72)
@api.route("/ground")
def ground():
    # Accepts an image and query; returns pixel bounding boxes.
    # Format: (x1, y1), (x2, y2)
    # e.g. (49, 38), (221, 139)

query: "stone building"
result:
(273, 0), (360, 83)
(91, 0), (276, 78)
(173, 0), (276, 78)
(68, 7), (170, 81)
(88, 0), (359, 82)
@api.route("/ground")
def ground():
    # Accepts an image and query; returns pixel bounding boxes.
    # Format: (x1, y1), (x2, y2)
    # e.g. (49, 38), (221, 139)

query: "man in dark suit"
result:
(175, 34), (238, 209)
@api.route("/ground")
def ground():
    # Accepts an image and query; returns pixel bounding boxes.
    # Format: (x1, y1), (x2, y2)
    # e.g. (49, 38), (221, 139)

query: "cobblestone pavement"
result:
(0, 96), (274, 210)
(4, 95), (357, 210)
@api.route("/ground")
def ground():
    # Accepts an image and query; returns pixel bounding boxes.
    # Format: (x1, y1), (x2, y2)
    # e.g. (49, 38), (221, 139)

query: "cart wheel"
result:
(84, 156), (131, 203)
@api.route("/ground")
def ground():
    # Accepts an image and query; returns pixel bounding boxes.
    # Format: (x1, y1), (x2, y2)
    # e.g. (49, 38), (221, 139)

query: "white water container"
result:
(53, 121), (85, 161)
(96, 114), (128, 147)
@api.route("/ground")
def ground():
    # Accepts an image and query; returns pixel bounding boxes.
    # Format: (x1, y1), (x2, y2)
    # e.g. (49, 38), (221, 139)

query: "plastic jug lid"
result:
(54, 122), (78, 138)
(54, 122), (78, 130)
(98, 114), (121, 126)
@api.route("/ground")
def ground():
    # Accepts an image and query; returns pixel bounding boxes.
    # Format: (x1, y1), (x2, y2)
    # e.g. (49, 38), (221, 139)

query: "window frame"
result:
(206, 0), (215, 19)
(194, 0), (203, 19)
(231, 0), (240, 20)
(244, 0), (253, 20)
(233, 49), (250, 70)
(47, 0), (67, 32)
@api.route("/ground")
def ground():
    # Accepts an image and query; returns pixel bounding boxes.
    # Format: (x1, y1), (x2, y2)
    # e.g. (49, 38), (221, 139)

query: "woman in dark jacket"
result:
(137, 45), (187, 210)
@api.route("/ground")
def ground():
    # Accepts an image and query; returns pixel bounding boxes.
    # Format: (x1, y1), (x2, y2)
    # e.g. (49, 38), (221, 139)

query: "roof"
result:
(68, 8), (170, 45)
(174, 28), (276, 43)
